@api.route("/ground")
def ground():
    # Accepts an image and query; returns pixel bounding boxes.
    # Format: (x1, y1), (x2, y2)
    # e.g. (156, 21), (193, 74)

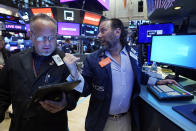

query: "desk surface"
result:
(140, 79), (196, 131)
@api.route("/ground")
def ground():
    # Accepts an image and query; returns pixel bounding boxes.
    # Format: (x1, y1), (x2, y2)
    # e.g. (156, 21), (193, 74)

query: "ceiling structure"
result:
(148, 0), (196, 30)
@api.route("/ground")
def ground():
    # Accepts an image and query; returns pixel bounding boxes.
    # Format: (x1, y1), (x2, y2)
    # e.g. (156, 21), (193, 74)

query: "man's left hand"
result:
(156, 79), (178, 86)
(39, 93), (67, 113)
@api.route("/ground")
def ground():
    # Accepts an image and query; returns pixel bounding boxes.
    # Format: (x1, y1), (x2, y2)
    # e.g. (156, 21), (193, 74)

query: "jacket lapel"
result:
(98, 49), (112, 89)
(19, 48), (57, 87)
(126, 45), (138, 77)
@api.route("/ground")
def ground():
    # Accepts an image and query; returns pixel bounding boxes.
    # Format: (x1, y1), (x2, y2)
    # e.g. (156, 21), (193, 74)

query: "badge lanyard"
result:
(32, 59), (38, 78)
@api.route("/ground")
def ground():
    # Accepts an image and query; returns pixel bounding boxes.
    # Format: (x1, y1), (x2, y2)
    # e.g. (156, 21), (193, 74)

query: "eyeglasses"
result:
(31, 31), (57, 42)
(34, 35), (57, 42)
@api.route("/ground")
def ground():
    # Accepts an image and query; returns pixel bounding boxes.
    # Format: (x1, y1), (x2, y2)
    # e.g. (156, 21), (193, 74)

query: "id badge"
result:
(52, 54), (64, 66)
(99, 57), (111, 67)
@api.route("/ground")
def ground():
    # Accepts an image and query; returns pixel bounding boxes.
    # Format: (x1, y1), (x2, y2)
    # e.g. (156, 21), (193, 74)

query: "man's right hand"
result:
(156, 79), (178, 86)
(63, 53), (80, 80)
(0, 65), (4, 70)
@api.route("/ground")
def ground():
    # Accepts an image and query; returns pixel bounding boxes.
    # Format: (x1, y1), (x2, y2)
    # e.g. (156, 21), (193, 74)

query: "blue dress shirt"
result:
(105, 47), (134, 115)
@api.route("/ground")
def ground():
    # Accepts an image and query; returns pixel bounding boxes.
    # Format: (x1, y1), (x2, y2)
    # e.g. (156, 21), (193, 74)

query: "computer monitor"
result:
(57, 22), (80, 36)
(129, 20), (151, 29)
(138, 23), (174, 44)
(60, 0), (76, 3)
(81, 24), (98, 38)
(151, 35), (196, 69)
(151, 35), (196, 81)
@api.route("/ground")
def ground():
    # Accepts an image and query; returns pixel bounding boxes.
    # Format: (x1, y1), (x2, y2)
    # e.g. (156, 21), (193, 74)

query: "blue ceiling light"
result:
(5, 20), (17, 24)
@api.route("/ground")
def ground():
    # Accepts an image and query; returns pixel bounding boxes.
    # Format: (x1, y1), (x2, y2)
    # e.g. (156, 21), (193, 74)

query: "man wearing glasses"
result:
(0, 14), (83, 131)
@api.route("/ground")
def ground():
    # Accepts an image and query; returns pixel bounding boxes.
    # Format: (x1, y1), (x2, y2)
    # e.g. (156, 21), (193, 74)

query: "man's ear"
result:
(114, 28), (121, 39)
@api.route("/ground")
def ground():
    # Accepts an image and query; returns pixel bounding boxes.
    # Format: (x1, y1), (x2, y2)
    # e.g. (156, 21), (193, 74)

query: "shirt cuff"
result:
(66, 73), (84, 93)
(147, 77), (158, 86)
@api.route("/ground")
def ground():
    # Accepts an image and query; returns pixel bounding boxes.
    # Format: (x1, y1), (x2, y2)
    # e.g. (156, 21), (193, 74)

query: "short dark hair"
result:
(30, 13), (57, 32)
(107, 18), (128, 46)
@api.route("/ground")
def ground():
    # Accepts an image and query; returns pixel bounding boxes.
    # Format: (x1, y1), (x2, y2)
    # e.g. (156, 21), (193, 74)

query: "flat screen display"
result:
(129, 20), (151, 29)
(151, 35), (196, 69)
(55, 8), (82, 23)
(60, 0), (76, 2)
(81, 24), (98, 37)
(97, 0), (110, 10)
(23, 40), (32, 47)
(58, 22), (80, 36)
(138, 23), (174, 43)
(10, 46), (18, 51)
(5, 24), (26, 32)
(18, 8), (34, 23)
(9, 42), (18, 46)
(31, 8), (54, 18)
(83, 12), (101, 26)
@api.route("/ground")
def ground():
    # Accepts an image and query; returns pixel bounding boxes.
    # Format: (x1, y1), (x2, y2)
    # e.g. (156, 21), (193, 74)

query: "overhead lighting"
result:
(0, 8), (12, 15)
(174, 6), (182, 10)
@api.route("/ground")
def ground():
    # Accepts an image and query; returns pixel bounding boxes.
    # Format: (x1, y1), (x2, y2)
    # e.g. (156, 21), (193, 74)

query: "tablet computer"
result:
(32, 80), (81, 102)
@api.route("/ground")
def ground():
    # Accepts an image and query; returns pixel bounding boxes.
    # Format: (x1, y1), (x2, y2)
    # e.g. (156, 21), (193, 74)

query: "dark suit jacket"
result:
(81, 45), (149, 131)
(1, 48), (10, 60)
(0, 48), (10, 65)
(0, 48), (79, 131)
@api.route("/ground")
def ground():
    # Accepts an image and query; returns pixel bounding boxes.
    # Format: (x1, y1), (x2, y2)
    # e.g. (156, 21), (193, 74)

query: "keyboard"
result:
(147, 84), (194, 100)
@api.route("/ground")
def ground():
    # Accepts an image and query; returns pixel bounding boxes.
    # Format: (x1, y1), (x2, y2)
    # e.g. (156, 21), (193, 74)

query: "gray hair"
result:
(30, 13), (57, 32)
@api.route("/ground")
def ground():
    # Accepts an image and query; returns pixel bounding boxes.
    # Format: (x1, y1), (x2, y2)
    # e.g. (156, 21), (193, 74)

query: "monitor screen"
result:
(10, 46), (18, 51)
(5, 24), (26, 32)
(97, 0), (110, 10)
(55, 8), (82, 23)
(83, 12), (101, 26)
(23, 40), (32, 47)
(129, 20), (151, 29)
(18, 8), (34, 23)
(31, 8), (54, 18)
(81, 24), (98, 37)
(60, 0), (76, 2)
(150, 35), (196, 69)
(138, 23), (174, 43)
(9, 42), (18, 46)
(58, 22), (80, 36)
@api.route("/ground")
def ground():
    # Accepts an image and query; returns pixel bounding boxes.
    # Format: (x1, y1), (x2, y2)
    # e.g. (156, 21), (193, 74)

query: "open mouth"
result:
(43, 47), (50, 50)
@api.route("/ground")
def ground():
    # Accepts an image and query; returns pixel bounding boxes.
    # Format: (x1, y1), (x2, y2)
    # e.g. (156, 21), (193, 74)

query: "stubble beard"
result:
(101, 41), (114, 51)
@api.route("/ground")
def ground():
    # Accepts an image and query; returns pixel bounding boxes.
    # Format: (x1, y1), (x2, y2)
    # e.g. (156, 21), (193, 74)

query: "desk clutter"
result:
(147, 84), (194, 100)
